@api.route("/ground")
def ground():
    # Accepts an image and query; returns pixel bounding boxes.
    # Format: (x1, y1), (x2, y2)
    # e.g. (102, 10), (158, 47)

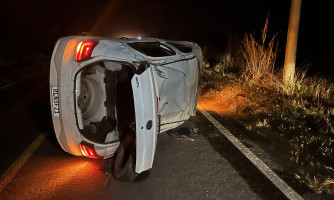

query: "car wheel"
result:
(113, 134), (138, 181)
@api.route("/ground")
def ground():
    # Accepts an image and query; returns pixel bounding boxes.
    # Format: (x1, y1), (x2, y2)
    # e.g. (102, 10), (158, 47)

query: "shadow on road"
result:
(193, 111), (290, 199)
(195, 109), (333, 199)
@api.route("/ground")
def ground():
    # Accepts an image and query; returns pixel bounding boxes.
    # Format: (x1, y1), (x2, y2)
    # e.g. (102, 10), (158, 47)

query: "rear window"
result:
(127, 42), (176, 57)
(167, 42), (193, 53)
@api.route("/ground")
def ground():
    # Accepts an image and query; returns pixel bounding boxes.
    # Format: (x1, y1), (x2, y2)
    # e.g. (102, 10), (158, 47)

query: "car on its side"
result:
(50, 36), (202, 180)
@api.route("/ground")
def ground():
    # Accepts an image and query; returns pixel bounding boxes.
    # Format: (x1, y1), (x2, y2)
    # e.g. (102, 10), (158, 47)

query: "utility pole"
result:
(283, 0), (302, 85)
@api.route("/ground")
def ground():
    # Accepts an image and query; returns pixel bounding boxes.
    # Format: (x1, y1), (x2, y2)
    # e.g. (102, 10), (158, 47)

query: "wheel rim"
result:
(78, 77), (104, 120)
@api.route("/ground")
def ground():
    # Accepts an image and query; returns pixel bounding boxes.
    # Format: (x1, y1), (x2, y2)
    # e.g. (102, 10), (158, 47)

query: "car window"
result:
(127, 42), (176, 57)
(166, 42), (193, 53)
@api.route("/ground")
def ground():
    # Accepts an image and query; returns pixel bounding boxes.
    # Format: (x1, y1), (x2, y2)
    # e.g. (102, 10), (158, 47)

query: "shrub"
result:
(241, 18), (278, 87)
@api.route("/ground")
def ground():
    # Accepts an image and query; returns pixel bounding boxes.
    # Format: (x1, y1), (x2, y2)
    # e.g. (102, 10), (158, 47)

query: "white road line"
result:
(0, 70), (47, 91)
(0, 133), (47, 193)
(0, 82), (14, 90)
(198, 104), (303, 200)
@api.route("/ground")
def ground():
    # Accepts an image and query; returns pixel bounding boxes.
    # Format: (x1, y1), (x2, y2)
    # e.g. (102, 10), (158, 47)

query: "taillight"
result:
(75, 40), (98, 62)
(79, 144), (101, 159)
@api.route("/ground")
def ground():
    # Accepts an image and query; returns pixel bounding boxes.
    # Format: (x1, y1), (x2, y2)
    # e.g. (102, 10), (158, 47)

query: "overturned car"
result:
(50, 36), (202, 180)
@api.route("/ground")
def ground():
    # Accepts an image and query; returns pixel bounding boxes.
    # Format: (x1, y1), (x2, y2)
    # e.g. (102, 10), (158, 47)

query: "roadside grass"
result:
(241, 18), (278, 88)
(201, 20), (334, 195)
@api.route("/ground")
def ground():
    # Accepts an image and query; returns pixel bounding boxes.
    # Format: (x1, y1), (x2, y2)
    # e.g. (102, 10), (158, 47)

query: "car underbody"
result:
(50, 36), (202, 180)
(76, 62), (136, 145)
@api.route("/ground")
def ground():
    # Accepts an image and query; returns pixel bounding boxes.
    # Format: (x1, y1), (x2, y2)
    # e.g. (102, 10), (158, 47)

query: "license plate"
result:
(51, 87), (60, 116)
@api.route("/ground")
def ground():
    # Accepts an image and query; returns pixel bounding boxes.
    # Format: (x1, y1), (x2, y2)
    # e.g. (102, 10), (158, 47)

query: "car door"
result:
(131, 65), (159, 173)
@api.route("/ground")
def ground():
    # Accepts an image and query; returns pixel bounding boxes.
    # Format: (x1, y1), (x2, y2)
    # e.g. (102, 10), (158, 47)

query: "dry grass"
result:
(278, 69), (334, 103)
(240, 18), (334, 104)
(241, 18), (278, 87)
(201, 18), (334, 195)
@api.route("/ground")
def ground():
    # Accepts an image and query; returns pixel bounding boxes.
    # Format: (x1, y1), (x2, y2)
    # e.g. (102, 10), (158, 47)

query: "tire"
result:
(113, 134), (138, 181)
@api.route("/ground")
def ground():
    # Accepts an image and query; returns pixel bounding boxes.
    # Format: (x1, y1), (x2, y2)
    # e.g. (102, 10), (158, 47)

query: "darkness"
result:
(0, 0), (332, 76)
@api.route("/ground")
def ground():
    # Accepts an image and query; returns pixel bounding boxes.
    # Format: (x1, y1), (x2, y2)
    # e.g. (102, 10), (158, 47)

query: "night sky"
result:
(0, 0), (332, 76)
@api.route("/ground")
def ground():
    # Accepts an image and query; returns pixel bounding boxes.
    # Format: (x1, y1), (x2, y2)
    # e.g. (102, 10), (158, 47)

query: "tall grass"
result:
(241, 18), (334, 104)
(241, 18), (278, 87)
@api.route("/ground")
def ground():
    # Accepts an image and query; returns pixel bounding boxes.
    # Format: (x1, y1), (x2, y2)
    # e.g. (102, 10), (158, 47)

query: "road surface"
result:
(0, 71), (321, 199)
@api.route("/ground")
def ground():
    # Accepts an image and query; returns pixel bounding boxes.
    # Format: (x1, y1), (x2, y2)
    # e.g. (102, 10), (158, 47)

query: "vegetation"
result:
(200, 19), (334, 195)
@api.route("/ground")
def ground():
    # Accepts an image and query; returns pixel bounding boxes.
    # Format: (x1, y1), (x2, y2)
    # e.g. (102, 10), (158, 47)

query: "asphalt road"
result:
(0, 72), (301, 199)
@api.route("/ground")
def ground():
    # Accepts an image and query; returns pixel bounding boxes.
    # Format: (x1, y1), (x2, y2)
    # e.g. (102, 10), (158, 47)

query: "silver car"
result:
(50, 36), (202, 180)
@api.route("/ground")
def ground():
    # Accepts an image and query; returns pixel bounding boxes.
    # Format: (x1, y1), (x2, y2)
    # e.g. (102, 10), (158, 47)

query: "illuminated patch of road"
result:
(198, 104), (303, 200)
(0, 152), (106, 199)
(0, 133), (47, 193)
(3, 158), (105, 199)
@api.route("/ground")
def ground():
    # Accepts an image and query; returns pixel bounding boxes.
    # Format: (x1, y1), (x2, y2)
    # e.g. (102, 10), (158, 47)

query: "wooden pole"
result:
(283, 0), (302, 85)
